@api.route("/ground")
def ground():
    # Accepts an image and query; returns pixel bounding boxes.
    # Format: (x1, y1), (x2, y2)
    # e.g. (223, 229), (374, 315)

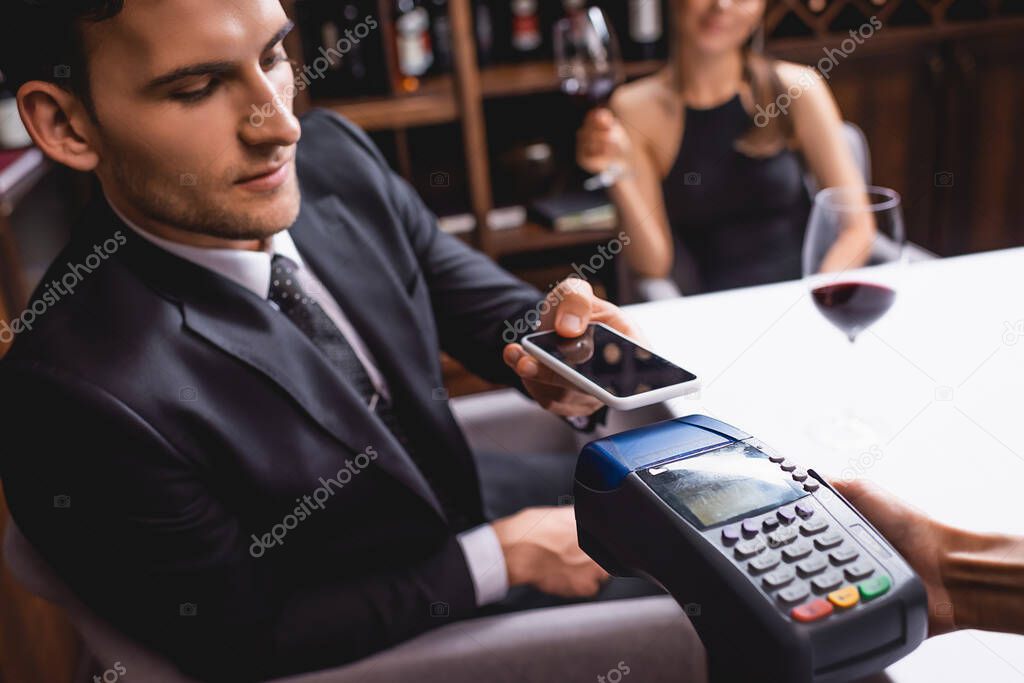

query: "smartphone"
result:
(521, 322), (700, 410)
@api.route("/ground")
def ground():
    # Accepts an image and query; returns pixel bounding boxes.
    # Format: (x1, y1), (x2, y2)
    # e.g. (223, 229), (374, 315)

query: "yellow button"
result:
(827, 585), (860, 609)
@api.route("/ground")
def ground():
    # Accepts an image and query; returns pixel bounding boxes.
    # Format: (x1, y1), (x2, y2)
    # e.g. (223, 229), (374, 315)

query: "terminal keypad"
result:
(715, 453), (891, 624)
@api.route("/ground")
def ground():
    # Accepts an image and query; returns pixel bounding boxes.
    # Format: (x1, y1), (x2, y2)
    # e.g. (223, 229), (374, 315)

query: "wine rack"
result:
(765, 0), (1024, 36)
(282, 0), (1024, 260)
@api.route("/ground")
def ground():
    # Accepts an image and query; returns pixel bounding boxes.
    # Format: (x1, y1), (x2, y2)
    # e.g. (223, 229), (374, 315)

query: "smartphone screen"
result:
(527, 324), (697, 398)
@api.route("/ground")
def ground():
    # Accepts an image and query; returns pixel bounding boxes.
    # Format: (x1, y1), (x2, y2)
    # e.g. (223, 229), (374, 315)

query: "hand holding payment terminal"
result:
(574, 416), (927, 683)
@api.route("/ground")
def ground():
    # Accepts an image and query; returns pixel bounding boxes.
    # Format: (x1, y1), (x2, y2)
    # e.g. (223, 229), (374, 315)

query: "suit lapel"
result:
(103, 199), (446, 519)
(294, 194), (442, 395)
(290, 195), (447, 430)
(291, 195), (484, 515)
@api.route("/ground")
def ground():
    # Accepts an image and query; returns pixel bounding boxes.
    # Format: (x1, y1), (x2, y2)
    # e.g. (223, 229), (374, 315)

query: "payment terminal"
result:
(574, 416), (927, 683)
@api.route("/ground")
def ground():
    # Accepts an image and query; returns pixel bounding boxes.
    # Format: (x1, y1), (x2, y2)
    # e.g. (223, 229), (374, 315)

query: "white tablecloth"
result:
(627, 247), (1024, 682)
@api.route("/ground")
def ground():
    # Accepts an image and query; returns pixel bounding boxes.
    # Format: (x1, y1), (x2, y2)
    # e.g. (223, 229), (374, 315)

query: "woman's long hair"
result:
(735, 30), (794, 158)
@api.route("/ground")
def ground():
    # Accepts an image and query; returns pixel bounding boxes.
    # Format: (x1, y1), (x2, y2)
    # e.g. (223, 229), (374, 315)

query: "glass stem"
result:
(841, 337), (858, 418)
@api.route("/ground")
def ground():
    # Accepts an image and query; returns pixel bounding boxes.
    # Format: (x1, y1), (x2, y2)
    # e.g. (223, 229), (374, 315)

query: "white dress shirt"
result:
(110, 200), (508, 606)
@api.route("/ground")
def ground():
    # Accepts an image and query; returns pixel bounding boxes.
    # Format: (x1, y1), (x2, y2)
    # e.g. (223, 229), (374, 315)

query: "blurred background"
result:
(0, 3), (1023, 681)
(1, 0), (1023, 382)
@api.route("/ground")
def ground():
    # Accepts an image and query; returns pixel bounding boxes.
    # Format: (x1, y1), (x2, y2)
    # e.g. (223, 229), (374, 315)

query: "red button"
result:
(790, 598), (834, 623)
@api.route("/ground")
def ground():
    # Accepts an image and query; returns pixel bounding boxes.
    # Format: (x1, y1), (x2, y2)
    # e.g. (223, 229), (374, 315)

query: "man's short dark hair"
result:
(0, 0), (125, 113)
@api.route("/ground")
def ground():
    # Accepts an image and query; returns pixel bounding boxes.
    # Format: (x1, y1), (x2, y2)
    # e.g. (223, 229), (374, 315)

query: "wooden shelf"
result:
(311, 59), (666, 131)
(489, 221), (616, 258)
(314, 75), (458, 131)
(295, 1), (1024, 266)
(479, 59), (665, 99)
(768, 16), (1024, 61)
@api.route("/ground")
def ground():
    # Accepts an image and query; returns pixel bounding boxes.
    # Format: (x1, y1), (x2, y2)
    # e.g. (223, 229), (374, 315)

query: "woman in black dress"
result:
(577, 0), (872, 294)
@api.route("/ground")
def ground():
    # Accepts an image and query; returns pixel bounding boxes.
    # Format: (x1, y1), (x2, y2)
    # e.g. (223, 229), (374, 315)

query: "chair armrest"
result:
(450, 389), (676, 457)
(450, 389), (581, 455)
(279, 596), (706, 683)
(3, 516), (71, 603)
(634, 278), (683, 302)
(9, 514), (704, 683)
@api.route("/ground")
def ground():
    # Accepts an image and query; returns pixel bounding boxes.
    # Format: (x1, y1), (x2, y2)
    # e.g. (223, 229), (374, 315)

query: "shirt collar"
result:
(107, 195), (304, 300)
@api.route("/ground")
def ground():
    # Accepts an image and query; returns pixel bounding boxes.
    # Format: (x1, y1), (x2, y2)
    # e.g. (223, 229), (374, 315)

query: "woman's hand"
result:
(576, 108), (634, 175)
(831, 478), (957, 636)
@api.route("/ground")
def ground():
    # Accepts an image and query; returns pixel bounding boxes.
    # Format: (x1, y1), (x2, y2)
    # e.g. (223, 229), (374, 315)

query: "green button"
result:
(857, 574), (891, 601)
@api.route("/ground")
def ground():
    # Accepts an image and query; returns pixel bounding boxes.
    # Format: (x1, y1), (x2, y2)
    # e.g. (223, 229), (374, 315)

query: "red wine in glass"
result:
(811, 281), (896, 342)
(802, 186), (904, 449)
(555, 7), (624, 189)
(562, 73), (617, 109)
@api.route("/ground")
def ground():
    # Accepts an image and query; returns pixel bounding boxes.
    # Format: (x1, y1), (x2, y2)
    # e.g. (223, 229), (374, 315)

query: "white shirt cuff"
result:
(456, 524), (509, 606)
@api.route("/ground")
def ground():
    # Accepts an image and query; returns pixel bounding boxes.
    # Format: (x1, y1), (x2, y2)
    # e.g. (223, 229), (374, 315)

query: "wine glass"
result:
(553, 6), (625, 190)
(803, 186), (907, 449)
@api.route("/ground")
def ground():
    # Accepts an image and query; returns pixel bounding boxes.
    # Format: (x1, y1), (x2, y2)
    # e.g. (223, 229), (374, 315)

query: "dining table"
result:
(625, 246), (1024, 682)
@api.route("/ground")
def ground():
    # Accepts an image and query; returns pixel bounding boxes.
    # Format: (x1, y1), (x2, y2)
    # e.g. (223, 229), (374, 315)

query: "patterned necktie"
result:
(267, 254), (466, 529)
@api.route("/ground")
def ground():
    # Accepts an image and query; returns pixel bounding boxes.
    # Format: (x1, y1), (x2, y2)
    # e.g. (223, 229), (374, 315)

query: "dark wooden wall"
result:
(766, 2), (1024, 256)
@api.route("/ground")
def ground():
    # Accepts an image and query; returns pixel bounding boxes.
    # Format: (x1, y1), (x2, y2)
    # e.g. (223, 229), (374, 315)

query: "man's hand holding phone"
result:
(502, 278), (642, 418)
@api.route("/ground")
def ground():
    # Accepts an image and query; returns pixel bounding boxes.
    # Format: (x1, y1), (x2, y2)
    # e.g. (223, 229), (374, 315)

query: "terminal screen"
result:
(639, 442), (806, 529)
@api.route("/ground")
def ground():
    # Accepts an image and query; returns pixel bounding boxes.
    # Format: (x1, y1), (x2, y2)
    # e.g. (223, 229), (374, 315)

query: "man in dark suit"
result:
(0, 1), (649, 680)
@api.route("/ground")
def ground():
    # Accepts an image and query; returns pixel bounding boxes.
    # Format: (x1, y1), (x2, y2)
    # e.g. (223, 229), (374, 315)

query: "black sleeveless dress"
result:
(660, 94), (810, 293)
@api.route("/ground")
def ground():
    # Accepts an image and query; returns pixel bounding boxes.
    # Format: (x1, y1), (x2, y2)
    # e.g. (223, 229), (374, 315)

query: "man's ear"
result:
(17, 81), (100, 172)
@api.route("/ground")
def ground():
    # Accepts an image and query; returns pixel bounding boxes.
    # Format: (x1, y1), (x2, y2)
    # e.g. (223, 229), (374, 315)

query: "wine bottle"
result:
(320, 19), (347, 78)
(509, 0), (542, 60)
(395, 0), (435, 92)
(344, 3), (376, 88)
(295, 0), (336, 97)
(429, 0), (453, 73)
(294, 0), (388, 99)
(627, 0), (665, 60)
(474, 0), (496, 66)
(349, 0), (389, 96)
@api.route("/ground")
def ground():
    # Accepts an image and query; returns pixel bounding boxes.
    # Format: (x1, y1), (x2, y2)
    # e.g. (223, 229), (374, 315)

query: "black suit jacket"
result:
(0, 110), (542, 681)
